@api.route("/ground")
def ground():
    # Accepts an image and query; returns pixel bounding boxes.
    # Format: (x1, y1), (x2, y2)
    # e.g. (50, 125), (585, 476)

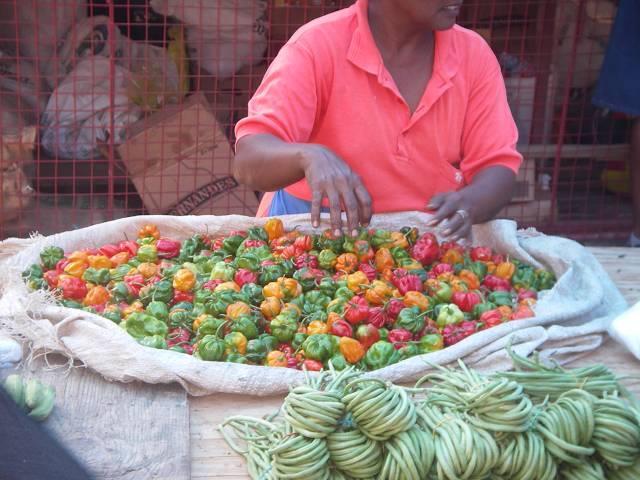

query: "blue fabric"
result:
(593, 0), (640, 116)
(268, 189), (330, 216)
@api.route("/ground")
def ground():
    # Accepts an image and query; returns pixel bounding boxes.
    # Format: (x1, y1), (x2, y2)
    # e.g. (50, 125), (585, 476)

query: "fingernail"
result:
(312, 221), (319, 228)
(351, 229), (358, 237)
(334, 229), (342, 237)
(427, 220), (437, 226)
(443, 229), (451, 236)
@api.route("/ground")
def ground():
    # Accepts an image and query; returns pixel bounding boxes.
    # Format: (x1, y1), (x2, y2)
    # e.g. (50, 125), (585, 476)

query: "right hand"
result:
(298, 144), (372, 236)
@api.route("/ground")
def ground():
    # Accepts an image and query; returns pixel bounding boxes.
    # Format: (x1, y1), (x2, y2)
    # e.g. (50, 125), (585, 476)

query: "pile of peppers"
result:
(23, 219), (556, 371)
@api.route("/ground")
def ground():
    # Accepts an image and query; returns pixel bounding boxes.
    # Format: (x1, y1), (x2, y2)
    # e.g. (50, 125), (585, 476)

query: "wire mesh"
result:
(0, 0), (632, 241)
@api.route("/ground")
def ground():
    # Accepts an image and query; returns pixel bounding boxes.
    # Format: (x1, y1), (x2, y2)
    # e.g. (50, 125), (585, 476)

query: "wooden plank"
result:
(519, 143), (629, 161)
(28, 364), (190, 480)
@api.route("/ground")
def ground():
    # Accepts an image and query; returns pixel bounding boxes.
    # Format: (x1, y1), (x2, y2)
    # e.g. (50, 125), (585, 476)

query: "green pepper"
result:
(194, 289), (215, 305)
(102, 310), (122, 323)
(240, 283), (264, 305)
(136, 244), (157, 263)
(83, 306), (98, 315)
(124, 312), (168, 340)
(317, 249), (336, 270)
(161, 264), (181, 279)
(243, 245), (272, 262)
(146, 301), (169, 322)
(224, 332), (247, 355)
(293, 268), (319, 292)
(210, 261), (236, 281)
(168, 309), (193, 330)
(139, 279), (173, 306)
(512, 265), (539, 291)
(315, 232), (344, 254)
(370, 229), (393, 248)
(197, 316), (227, 339)
(288, 294), (306, 311)
(259, 263), (286, 285)
(468, 261), (488, 281)
(302, 291), (331, 316)
(398, 343), (420, 360)
(136, 236), (155, 246)
(536, 269), (556, 291)
(327, 299), (346, 315)
(487, 291), (513, 307)
(395, 307), (426, 334)
(390, 246), (410, 262)
(317, 277), (338, 298)
(305, 311), (328, 323)
(179, 235), (206, 263)
(222, 234), (245, 256)
(127, 258), (141, 268)
(235, 253), (261, 272)
(258, 334), (279, 352)
(302, 334), (335, 362)
(139, 335), (168, 349)
(328, 353), (348, 371)
(417, 334), (444, 353)
(378, 328), (389, 342)
(169, 345), (187, 354)
(246, 338), (270, 363)
(432, 282), (453, 304)
(231, 314), (259, 340)
(110, 264), (133, 282)
(111, 282), (133, 303)
(247, 226), (268, 242)
(22, 264), (45, 290)
(226, 353), (248, 364)
(335, 287), (354, 301)
(40, 246), (65, 270)
(436, 304), (465, 328)
(60, 299), (83, 309)
(172, 301), (194, 312)
(400, 227), (419, 245)
(472, 301), (497, 319)
(82, 267), (111, 285)
(269, 314), (298, 343)
(364, 341), (400, 370)
(196, 335), (225, 361)
(205, 290), (236, 316)
(292, 332), (308, 351)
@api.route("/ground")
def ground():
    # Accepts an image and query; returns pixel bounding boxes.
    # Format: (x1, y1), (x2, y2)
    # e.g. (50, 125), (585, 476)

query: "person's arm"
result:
(428, 37), (522, 240)
(233, 40), (371, 233)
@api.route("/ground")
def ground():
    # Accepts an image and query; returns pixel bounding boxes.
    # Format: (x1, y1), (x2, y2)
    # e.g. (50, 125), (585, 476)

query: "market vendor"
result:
(233, 0), (522, 241)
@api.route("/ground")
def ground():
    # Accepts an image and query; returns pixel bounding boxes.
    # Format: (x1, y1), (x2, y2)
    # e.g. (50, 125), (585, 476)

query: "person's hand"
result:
(426, 191), (473, 241)
(299, 144), (372, 236)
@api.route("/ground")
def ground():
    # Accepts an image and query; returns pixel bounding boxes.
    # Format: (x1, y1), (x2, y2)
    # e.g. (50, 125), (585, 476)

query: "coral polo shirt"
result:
(235, 0), (522, 216)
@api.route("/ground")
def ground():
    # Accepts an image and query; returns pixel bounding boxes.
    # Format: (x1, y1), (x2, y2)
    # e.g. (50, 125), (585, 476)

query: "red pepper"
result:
(211, 238), (224, 250)
(482, 275), (512, 292)
(391, 269), (423, 295)
(368, 306), (390, 329)
(286, 354), (299, 369)
(55, 258), (70, 274)
(156, 238), (181, 259)
(293, 235), (313, 252)
(443, 321), (478, 346)
(511, 305), (534, 320)
(229, 230), (248, 238)
(173, 290), (194, 304)
(183, 344), (195, 355)
(167, 327), (191, 348)
(355, 324), (380, 350)
(416, 320), (439, 339)
(244, 239), (266, 249)
(302, 359), (323, 371)
(344, 296), (370, 325)
(202, 279), (223, 291)
(58, 276), (88, 301)
(98, 243), (121, 258)
(43, 270), (60, 289)
(431, 263), (454, 276)
(411, 233), (440, 266)
(118, 240), (139, 257)
(293, 253), (319, 270)
(517, 289), (538, 302)
(280, 245), (298, 260)
(92, 303), (106, 313)
(451, 291), (482, 313)
(388, 328), (413, 345)
(124, 274), (145, 297)
(279, 344), (294, 356)
(385, 298), (405, 320)
(492, 253), (506, 264)
(470, 246), (493, 262)
(147, 275), (162, 285)
(480, 309), (503, 328)
(330, 319), (353, 338)
(234, 268), (258, 287)
(358, 263), (377, 282)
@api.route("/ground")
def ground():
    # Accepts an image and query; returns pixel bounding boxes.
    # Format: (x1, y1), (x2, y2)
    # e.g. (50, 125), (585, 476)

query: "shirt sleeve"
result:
(234, 40), (320, 144)
(460, 41), (523, 183)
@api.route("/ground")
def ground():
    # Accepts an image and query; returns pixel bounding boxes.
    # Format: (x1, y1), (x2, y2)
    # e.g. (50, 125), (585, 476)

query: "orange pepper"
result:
(263, 281), (284, 299)
(307, 320), (329, 335)
(109, 251), (130, 266)
(403, 291), (431, 312)
(511, 304), (534, 320)
(380, 268), (394, 283)
(122, 300), (144, 317)
(374, 248), (395, 273)
(87, 255), (112, 269)
(498, 305), (513, 320)
(365, 280), (393, 305)
(519, 298), (537, 308)
(138, 224), (160, 240)
(495, 261), (516, 280)
(327, 312), (342, 331)
(335, 253), (359, 274)
(346, 271), (370, 294)
(260, 297), (282, 320)
(215, 281), (241, 293)
(450, 278), (469, 293)
(266, 350), (288, 367)
(279, 277), (302, 300)
(64, 260), (87, 278)
(264, 218), (285, 242)
(458, 270), (480, 290)
(339, 337), (365, 364)
(67, 251), (89, 263)
(441, 248), (464, 265)
(485, 261), (497, 275)
(173, 268), (196, 292)
(437, 271), (455, 283)
(83, 285), (110, 306)
(389, 231), (409, 249)
(137, 262), (158, 279)
(227, 301), (251, 320)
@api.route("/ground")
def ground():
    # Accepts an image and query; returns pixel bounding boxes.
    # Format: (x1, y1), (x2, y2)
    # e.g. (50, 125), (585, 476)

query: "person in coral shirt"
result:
(234, 0), (522, 241)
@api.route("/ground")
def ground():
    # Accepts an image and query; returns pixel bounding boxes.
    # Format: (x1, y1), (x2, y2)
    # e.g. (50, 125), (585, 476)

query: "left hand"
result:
(426, 191), (473, 241)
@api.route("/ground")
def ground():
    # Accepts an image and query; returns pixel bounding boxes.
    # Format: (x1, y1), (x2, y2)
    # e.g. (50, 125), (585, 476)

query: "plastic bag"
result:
(608, 301), (640, 360)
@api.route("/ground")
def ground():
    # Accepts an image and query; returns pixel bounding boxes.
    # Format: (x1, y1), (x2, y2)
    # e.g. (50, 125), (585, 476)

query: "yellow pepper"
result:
(226, 301), (251, 320)
(63, 260), (87, 278)
(264, 218), (285, 242)
(173, 268), (196, 292)
(389, 231), (409, 249)
(279, 277), (302, 300)
(67, 250), (89, 263)
(374, 248), (395, 273)
(137, 262), (158, 279)
(263, 281), (284, 299)
(495, 261), (516, 280)
(215, 281), (241, 293)
(364, 280), (392, 305)
(87, 255), (112, 269)
(307, 320), (329, 335)
(346, 271), (370, 293)
(260, 297), (281, 320)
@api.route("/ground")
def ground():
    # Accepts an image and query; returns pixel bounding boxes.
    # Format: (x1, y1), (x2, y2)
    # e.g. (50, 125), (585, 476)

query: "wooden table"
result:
(8, 247), (640, 479)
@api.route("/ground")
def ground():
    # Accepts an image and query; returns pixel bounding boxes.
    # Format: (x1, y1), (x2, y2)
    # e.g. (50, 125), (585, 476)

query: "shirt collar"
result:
(347, 0), (460, 84)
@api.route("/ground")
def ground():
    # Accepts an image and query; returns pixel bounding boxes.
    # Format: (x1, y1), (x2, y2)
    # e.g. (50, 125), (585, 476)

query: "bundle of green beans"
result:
(219, 355), (640, 480)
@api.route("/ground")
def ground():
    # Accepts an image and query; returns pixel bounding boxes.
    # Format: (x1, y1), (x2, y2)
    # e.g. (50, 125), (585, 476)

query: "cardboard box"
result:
(118, 93), (259, 216)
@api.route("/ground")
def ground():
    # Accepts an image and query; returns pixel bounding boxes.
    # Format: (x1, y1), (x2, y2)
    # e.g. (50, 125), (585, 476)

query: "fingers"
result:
(310, 190), (323, 229)
(341, 187), (361, 237)
(442, 210), (472, 241)
(427, 192), (458, 227)
(326, 188), (343, 236)
(354, 181), (372, 227)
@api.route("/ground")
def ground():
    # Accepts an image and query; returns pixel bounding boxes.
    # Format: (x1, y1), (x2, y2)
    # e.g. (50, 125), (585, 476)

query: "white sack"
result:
(608, 301), (640, 360)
